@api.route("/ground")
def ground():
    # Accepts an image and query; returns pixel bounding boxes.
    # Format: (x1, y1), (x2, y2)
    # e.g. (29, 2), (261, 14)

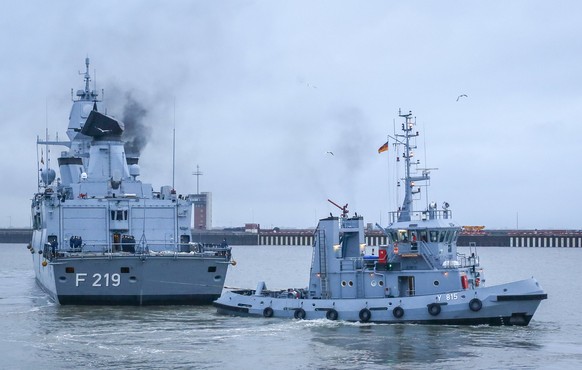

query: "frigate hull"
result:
(214, 278), (546, 326)
(32, 249), (229, 305)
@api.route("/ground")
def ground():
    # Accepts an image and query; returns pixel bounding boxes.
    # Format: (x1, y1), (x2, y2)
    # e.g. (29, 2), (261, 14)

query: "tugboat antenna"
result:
(394, 109), (430, 222)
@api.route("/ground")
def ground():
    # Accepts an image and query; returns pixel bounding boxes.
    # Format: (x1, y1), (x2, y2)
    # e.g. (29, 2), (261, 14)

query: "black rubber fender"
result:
(469, 298), (483, 312)
(326, 309), (338, 321)
(392, 306), (404, 319)
(294, 308), (306, 319)
(428, 303), (441, 316)
(359, 308), (372, 322)
(263, 307), (274, 318)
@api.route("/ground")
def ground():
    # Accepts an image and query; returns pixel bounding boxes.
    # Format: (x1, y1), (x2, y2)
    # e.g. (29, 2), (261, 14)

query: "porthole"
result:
(378, 280), (384, 287)
(341, 281), (347, 287)
(58, 276), (67, 283)
(434, 280), (440, 286)
(348, 281), (354, 287)
(129, 276), (137, 283)
(214, 275), (222, 282)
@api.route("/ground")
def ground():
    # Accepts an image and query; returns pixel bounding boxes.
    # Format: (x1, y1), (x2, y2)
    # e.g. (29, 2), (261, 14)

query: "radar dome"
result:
(41, 168), (56, 185)
(129, 164), (140, 178)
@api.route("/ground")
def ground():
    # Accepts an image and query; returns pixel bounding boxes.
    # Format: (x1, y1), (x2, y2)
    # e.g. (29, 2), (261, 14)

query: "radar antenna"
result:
(79, 57), (91, 95)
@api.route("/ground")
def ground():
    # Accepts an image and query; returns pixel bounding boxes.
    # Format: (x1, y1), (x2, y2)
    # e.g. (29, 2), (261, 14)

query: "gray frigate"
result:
(214, 110), (547, 325)
(29, 58), (232, 305)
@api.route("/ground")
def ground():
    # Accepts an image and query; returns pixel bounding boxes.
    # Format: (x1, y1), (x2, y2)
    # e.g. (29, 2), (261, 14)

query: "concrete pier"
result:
(2, 228), (581, 247)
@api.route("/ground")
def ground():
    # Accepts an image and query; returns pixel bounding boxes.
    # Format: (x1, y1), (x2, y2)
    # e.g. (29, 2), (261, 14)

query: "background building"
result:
(192, 192), (212, 230)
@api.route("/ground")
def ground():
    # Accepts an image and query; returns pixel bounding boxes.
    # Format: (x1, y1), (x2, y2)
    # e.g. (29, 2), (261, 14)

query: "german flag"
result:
(378, 141), (388, 153)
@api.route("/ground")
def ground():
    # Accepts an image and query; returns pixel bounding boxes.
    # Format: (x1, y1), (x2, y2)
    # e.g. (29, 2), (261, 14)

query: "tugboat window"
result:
(439, 231), (447, 243)
(429, 230), (438, 242)
(410, 231), (418, 251)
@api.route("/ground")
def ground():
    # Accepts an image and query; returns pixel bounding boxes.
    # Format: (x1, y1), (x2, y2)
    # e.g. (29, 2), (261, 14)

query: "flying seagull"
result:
(96, 127), (111, 133)
(456, 94), (468, 102)
(326, 151), (334, 156)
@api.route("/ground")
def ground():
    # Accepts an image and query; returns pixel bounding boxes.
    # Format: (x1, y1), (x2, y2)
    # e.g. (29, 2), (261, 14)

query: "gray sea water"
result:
(0, 243), (580, 370)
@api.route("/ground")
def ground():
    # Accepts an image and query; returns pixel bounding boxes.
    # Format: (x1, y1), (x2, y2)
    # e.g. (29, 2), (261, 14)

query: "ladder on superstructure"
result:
(317, 229), (330, 299)
(419, 242), (437, 270)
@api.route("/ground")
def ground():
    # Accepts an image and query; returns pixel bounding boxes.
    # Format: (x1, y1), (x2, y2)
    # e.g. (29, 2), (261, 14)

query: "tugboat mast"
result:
(395, 109), (430, 222)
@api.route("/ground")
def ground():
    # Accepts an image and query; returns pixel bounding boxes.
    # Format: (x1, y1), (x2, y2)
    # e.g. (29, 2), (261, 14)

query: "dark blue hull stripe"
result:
(496, 294), (548, 301)
(58, 294), (220, 305)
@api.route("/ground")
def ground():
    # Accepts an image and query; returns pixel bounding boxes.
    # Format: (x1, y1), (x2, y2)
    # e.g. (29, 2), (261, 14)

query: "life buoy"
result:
(428, 303), (441, 316)
(263, 307), (274, 318)
(359, 308), (372, 322)
(469, 298), (483, 312)
(326, 309), (338, 321)
(294, 308), (306, 320)
(393, 306), (404, 319)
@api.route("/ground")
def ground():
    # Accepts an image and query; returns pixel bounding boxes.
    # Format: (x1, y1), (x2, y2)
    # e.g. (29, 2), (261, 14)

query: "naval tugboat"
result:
(214, 110), (547, 325)
(29, 58), (232, 305)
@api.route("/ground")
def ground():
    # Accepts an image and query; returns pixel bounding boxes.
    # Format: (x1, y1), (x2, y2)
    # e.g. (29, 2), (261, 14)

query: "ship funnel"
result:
(81, 111), (124, 139)
(83, 111), (130, 182)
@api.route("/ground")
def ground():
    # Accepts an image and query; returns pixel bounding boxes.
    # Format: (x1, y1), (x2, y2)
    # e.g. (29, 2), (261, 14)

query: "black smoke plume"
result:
(121, 93), (151, 156)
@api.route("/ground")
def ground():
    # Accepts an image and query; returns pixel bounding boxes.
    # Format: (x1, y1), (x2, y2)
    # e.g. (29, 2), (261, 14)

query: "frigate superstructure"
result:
(214, 110), (547, 325)
(29, 58), (232, 305)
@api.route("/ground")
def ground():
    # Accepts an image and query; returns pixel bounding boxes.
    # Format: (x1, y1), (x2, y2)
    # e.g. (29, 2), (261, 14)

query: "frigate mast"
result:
(76, 57), (97, 102)
(395, 109), (429, 222)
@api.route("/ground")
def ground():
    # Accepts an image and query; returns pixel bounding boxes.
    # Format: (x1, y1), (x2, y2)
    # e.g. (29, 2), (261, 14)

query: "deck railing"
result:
(388, 209), (453, 224)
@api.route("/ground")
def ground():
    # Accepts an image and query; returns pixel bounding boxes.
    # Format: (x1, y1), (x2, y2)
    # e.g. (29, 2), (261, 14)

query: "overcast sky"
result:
(1, 1), (581, 230)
